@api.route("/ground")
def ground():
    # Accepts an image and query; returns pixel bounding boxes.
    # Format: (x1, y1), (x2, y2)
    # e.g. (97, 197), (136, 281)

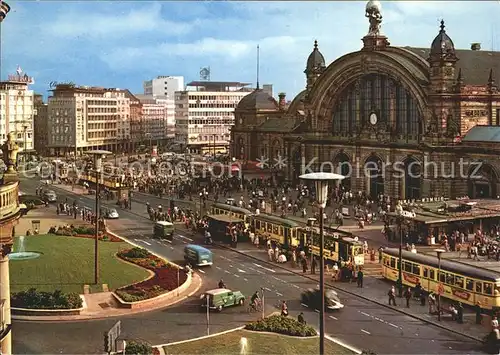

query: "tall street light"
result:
(435, 248), (446, 321)
(395, 203), (404, 297)
(87, 150), (112, 285)
(299, 172), (344, 355)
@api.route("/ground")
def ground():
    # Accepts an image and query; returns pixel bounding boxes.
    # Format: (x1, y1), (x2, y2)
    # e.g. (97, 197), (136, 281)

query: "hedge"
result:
(125, 341), (155, 355)
(11, 288), (83, 309)
(245, 315), (317, 337)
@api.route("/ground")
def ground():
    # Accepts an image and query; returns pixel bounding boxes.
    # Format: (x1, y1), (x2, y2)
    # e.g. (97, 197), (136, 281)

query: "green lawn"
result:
(10, 234), (150, 294)
(164, 330), (356, 355)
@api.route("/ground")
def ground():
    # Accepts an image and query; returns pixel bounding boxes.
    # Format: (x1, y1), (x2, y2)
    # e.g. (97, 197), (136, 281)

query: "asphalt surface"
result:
(13, 177), (482, 354)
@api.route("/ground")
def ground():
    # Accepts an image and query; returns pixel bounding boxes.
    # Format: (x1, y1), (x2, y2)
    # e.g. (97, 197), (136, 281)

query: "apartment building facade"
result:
(0, 67), (35, 160)
(174, 81), (253, 154)
(33, 94), (48, 156)
(47, 84), (130, 156)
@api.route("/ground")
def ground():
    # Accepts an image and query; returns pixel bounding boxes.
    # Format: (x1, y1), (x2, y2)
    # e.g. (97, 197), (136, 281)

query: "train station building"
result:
(230, 5), (500, 202)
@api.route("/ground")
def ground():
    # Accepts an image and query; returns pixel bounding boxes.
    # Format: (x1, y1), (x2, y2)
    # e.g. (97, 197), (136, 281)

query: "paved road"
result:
(13, 178), (482, 354)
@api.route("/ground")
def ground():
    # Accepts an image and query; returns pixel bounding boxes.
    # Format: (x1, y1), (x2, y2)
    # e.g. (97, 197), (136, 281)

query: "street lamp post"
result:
(435, 248), (446, 321)
(299, 172), (345, 355)
(199, 192), (203, 216)
(395, 203), (405, 297)
(307, 217), (317, 275)
(87, 150), (112, 285)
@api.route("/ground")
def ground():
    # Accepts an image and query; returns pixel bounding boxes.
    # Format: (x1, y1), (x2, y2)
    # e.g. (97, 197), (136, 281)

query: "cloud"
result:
(100, 36), (306, 71)
(2, 1), (500, 99)
(44, 3), (194, 39)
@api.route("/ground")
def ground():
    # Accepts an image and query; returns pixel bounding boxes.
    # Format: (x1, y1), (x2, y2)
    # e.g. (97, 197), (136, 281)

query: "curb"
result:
(214, 242), (484, 344)
(156, 326), (245, 348)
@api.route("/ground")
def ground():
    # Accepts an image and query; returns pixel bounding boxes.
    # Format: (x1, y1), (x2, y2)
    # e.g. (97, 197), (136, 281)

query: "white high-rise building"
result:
(174, 81), (253, 154)
(143, 76), (184, 98)
(47, 84), (130, 156)
(0, 67), (35, 158)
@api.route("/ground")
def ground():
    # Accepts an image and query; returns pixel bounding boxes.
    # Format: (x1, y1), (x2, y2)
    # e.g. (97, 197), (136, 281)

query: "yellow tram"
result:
(381, 248), (500, 309)
(81, 170), (124, 189)
(210, 203), (253, 229)
(252, 214), (301, 248)
(301, 227), (365, 266)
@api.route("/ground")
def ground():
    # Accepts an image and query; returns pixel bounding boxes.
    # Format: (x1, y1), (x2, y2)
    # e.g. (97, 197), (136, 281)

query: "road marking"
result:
(155, 240), (162, 244)
(237, 269), (246, 273)
(358, 310), (403, 330)
(360, 311), (370, 317)
(134, 238), (141, 242)
(234, 274), (240, 278)
(272, 276), (281, 281)
(163, 239), (172, 244)
(292, 284), (300, 289)
(252, 263), (275, 273)
(169, 246), (174, 250)
(314, 309), (320, 313)
(228, 265), (234, 268)
(243, 278), (248, 282)
(329, 316), (338, 320)
(215, 266), (221, 270)
(361, 329), (371, 335)
(276, 292), (283, 297)
(388, 323), (399, 329)
(142, 241), (152, 246)
(197, 269), (205, 274)
(263, 287), (272, 292)
(224, 270), (231, 274)
(255, 270), (265, 275)
(176, 234), (193, 242)
(301, 303), (308, 307)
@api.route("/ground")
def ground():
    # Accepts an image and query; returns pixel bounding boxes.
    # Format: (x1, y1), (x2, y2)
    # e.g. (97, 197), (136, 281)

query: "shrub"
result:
(123, 247), (151, 259)
(72, 226), (95, 235)
(11, 288), (83, 309)
(125, 340), (154, 355)
(245, 315), (317, 337)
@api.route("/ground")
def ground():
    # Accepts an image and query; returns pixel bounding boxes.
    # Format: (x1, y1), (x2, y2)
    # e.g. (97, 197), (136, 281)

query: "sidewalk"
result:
(215, 240), (489, 342)
(13, 273), (202, 321)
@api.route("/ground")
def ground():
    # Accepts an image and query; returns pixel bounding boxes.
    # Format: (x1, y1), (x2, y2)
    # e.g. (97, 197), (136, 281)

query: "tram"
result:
(300, 227), (365, 266)
(252, 213), (301, 248)
(381, 248), (500, 309)
(210, 203), (253, 229)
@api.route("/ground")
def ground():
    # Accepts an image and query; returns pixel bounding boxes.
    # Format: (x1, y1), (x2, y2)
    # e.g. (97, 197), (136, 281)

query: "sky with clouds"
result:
(1, 1), (499, 100)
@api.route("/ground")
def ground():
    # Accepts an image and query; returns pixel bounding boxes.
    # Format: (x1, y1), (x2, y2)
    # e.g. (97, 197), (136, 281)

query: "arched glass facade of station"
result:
(331, 74), (423, 142)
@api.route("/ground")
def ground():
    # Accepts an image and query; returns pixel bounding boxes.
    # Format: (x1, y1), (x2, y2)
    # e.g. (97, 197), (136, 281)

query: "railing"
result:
(0, 181), (20, 246)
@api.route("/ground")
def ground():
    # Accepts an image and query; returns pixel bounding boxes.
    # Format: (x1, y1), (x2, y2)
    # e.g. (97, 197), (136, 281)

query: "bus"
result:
(252, 213), (301, 248)
(210, 203), (253, 229)
(381, 248), (500, 309)
(300, 227), (364, 266)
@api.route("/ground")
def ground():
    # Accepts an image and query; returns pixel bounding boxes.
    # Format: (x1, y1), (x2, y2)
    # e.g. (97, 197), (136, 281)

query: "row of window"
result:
(384, 256), (497, 295)
(187, 103), (238, 109)
(332, 74), (421, 140)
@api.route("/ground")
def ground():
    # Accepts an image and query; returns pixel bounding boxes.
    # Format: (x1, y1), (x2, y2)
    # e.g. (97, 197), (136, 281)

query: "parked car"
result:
(42, 190), (57, 203)
(200, 288), (245, 312)
(102, 208), (119, 219)
(301, 288), (344, 310)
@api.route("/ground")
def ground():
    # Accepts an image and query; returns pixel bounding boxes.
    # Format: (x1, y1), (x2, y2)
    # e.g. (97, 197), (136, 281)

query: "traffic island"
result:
(9, 234), (201, 320)
(162, 316), (359, 355)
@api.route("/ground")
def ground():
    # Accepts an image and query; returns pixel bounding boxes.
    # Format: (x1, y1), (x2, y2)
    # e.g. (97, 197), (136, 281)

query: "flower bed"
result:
(115, 248), (187, 302)
(245, 315), (317, 337)
(11, 288), (83, 310)
(51, 225), (121, 242)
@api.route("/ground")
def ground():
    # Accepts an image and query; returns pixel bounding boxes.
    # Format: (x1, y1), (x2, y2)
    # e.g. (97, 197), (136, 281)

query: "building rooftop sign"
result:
(6, 65), (34, 84)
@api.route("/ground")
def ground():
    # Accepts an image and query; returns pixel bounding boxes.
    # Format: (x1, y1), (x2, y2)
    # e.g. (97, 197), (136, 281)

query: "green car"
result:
(201, 288), (245, 312)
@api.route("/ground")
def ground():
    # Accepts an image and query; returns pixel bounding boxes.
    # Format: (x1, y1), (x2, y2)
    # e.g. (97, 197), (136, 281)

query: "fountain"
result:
(240, 337), (248, 355)
(9, 235), (41, 260)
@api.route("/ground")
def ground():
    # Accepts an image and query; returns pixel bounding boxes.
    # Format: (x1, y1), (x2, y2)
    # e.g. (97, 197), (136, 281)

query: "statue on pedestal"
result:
(2, 132), (19, 173)
(365, 0), (383, 36)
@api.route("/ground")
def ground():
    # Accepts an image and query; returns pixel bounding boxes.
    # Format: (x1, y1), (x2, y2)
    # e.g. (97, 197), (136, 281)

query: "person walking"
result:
(357, 268), (364, 288)
(388, 286), (397, 306)
(404, 287), (412, 308)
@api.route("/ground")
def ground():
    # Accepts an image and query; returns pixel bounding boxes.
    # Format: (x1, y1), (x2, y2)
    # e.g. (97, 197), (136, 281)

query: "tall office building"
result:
(174, 81), (253, 154)
(47, 84), (130, 156)
(143, 76), (184, 98)
(33, 94), (48, 156)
